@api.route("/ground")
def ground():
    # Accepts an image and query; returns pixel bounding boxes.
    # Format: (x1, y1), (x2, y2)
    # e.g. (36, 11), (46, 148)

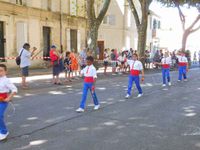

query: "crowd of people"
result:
(0, 41), (196, 141)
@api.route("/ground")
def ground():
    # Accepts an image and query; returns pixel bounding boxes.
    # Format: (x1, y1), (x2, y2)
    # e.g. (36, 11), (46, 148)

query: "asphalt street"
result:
(1, 68), (200, 150)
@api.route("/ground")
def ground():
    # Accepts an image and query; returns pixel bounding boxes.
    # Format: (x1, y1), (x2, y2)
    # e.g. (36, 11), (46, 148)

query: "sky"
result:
(150, 1), (200, 52)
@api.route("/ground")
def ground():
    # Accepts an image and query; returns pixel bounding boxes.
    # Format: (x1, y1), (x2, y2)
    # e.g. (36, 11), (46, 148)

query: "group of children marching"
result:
(0, 50), (189, 141)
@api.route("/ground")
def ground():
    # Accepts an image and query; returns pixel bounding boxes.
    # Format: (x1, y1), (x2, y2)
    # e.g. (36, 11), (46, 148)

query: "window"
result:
(14, 0), (26, 6)
(103, 15), (116, 25)
(158, 21), (161, 29)
(109, 15), (116, 25)
(103, 16), (108, 24)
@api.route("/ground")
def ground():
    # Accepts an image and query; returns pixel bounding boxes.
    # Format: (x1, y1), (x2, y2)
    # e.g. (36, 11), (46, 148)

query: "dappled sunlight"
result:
(185, 113), (196, 117)
(44, 116), (65, 123)
(96, 87), (107, 91)
(100, 101), (108, 104)
(27, 117), (38, 121)
(77, 127), (89, 131)
(141, 83), (153, 87)
(183, 106), (196, 117)
(48, 91), (66, 95)
(118, 99), (126, 102)
(20, 124), (31, 128)
(76, 92), (82, 95)
(66, 85), (72, 88)
(162, 88), (169, 91)
(14, 95), (22, 98)
(24, 93), (35, 97)
(67, 88), (74, 91)
(139, 123), (156, 128)
(16, 139), (48, 150)
(107, 98), (114, 101)
(116, 125), (126, 129)
(29, 140), (48, 146)
(103, 121), (117, 126)
(182, 126), (200, 136)
(88, 103), (94, 107)
(63, 106), (74, 110)
(65, 129), (72, 133)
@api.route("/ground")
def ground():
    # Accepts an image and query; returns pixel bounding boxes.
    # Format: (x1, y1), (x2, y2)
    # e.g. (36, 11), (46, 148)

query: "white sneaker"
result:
(0, 132), (9, 141)
(94, 105), (100, 110)
(125, 94), (130, 99)
(137, 94), (143, 98)
(76, 108), (84, 113)
(177, 80), (181, 82)
(162, 84), (166, 87)
(168, 82), (172, 86)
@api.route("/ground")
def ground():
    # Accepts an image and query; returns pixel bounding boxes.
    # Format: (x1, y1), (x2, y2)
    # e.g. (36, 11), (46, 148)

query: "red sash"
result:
(84, 77), (94, 83)
(130, 70), (140, 76)
(162, 64), (170, 69)
(179, 62), (187, 67)
(0, 93), (8, 101)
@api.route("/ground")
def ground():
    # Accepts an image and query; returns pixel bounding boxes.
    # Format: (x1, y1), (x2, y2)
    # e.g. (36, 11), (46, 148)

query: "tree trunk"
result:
(182, 29), (190, 52)
(137, 25), (147, 58)
(88, 23), (99, 58)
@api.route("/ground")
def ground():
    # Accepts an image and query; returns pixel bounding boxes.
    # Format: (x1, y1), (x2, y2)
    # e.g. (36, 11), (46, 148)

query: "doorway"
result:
(97, 41), (104, 60)
(70, 29), (77, 52)
(0, 22), (5, 62)
(43, 26), (51, 60)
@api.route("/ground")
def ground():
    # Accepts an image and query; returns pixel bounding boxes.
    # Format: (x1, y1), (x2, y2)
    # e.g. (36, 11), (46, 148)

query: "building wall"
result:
(0, 0), (87, 67)
(98, 0), (139, 52)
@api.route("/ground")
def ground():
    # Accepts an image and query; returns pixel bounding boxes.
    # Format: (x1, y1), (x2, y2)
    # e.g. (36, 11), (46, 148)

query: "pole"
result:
(60, 0), (63, 53)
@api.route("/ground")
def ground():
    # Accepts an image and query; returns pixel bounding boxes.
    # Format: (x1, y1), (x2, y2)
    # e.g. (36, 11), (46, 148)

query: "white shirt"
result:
(19, 48), (31, 68)
(177, 55), (188, 63)
(0, 76), (18, 93)
(81, 65), (97, 78)
(127, 60), (143, 70)
(104, 52), (109, 61)
(118, 55), (126, 62)
(161, 57), (172, 65)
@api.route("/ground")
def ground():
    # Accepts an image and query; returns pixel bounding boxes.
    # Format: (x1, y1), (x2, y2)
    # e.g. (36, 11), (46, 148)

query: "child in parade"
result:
(64, 51), (72, 82)
(76, 56), (100, 113)
(155, 52), (172, 87)
(0, 64), (17, 141)
(103, 49), (109, 75)
(177, 51), (189, 81)
(125, 54), (144, 99)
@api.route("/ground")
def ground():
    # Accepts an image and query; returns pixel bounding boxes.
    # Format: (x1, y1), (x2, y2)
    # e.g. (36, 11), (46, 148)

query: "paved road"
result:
(1, 68), (200, 150)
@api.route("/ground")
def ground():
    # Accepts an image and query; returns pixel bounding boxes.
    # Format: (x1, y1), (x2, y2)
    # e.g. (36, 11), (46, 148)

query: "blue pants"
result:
(178, 66), (187, 81)
(80, 83), (99, 109)
(0, 102), (8, 134)
(162, 68), (170, 84)
(127, 75), (142, 95)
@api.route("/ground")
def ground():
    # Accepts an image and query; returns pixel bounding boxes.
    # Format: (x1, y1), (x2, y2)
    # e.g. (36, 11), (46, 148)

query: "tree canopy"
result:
(157, 0), (200, 11)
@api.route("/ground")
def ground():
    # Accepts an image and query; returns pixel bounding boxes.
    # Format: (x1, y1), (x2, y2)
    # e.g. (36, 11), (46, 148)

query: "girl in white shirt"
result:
(76, 56), (100, 112)
(125, 54), (145, 98)
(156, 52), (172, 87)
(0, 64), (17, 141)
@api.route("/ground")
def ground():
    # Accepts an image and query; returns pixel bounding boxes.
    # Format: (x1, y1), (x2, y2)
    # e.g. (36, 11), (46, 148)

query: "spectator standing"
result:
(19, 43), (37, 89)
(110, 49), (117, 74)
(103, 49), (109, 75)
(49, 45), (61, 85)
(64, 51), (72, 82)
(79, 48), (87, 69)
